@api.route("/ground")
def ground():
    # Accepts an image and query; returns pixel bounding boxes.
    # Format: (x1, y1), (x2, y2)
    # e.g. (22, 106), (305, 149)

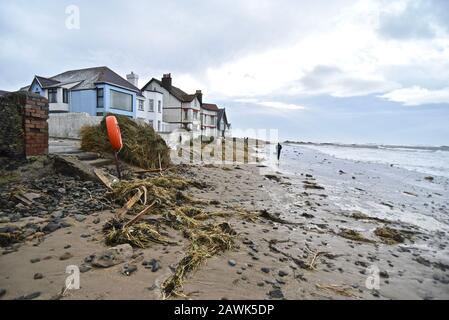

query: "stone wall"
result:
(0, 92), (49, 158)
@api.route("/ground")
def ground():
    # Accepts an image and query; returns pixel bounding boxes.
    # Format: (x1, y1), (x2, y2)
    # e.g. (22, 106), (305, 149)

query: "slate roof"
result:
(202, 103), (219, 112)
(33, 66), (144, 96)
(142, 78), (199, 103)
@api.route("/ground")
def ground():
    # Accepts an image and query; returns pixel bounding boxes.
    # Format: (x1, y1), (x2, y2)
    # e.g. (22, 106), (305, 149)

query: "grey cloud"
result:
(0, 0), (352, 90)
(378, 0), (449, 40)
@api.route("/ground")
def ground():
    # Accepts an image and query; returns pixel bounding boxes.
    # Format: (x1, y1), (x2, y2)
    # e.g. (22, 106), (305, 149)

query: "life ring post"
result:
(105, 115), (124, 180)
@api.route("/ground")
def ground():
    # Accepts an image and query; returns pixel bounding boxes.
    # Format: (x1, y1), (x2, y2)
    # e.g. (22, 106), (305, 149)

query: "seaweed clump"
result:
(80, 114), (171, 170)
(374, 226), (412, 244)
(338, 228), (374, 243)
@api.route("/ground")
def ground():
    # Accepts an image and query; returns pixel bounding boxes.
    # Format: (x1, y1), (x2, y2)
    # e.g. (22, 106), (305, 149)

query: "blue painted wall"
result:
(70, 89), (98, 114)
(69, 84), (136, 117)
(30, 79), (45, 97)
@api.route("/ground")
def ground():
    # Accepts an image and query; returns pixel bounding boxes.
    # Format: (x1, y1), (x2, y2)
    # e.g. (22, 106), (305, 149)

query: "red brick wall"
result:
(0, 92), (49, 158)
(23, 95), (49, 156)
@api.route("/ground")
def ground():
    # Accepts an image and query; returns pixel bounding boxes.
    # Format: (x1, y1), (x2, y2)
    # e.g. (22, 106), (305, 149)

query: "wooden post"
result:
(233, 137), (237, 164)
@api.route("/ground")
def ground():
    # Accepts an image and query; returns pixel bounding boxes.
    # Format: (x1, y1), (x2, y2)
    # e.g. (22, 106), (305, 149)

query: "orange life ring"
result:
(106, 116), (123, 151)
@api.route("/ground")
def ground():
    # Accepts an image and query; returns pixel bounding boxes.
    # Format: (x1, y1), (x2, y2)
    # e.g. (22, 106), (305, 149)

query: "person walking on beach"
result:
(277, 143), (283, 162)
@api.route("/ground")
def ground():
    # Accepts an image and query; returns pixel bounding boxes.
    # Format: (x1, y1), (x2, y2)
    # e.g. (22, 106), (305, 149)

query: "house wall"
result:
(48, 112), (102, 139)
(70, 89), (98, 115)
(141, 90), (164, 131)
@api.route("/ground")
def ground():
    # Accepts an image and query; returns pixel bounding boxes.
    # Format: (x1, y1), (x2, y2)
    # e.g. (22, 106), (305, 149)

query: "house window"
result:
(184, 109), (188, 121)
(138, 100), (144, 111)
(158, 121), (161, 132)
(149, 99), (154, 112)
(96, 88), (104, 108)
(158, 100), (161, 113)
(193, 111), (198, 120)
(110, 89), (132, 111)
(210, 116), (215, 125)
(63, 89), (69, 103)
(48, 88), (57, 103)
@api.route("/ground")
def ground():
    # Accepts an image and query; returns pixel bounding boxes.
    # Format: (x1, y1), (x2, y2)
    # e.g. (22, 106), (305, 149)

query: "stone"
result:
(379, 271), (389, 279)
(64, 245), (71, 249)
(268, 289), (284, 299)
(121, 264), (138, 276)
(74, 214), (86, 222)
(30, 258), (41, 264)
(59, 252), (73, 261)
(278, 270), (289, 277)
(51, 210), (64, 219)
(57, 188), (67, 194)
(228, 259), (236, 267)
(33, 273), (44, 280)
(93, 217), (101, 224)
(43, 222), (60, 233)
(91, 244), (133, 268)
(79, 265), (92, 273)
(261, 267), (270, 274)
(0, 288), (6, 298)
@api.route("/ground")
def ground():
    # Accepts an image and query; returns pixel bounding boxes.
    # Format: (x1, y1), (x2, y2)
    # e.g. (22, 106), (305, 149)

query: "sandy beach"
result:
(1, 140), (448, 300)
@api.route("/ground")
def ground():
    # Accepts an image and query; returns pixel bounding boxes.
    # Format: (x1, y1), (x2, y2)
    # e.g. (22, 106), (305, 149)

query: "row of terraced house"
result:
(20, 66), (231, 137)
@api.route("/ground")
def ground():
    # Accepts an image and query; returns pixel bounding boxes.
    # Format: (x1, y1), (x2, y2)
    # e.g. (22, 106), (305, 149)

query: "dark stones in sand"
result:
(142, 259), (161, 272)
(228, 259), (236, 267)
(339, 170), (346, 175)
(59, 252), (73, 261)
(64, 245), (71, 249)
(301, 213), (314, 219)
(91, 244), (133, 268)
(379, 271), (389, 279)
(74, 214), (86, 222)
(93, 217), (101, 224)
(415, 256), (431, 267)
(0, 288), (6, 298)
(261, 267), (270, 274)
(33, 273), (44, 280)
(43, 222), (60, 233)
(17, 292), (41, 300)
(30, 258), (41, 263)
(268, 289), (284, 299)
(257, 282), (265, 287)
(278, 270), (289, 277)
(79, 264), (92, 273)
(121, 263), (138, 276)
(265, 175), (281, 183)
(424, 176), (434, 182)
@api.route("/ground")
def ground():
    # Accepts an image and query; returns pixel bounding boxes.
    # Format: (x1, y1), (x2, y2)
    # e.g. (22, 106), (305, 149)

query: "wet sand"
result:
(1, 143), (449, 300)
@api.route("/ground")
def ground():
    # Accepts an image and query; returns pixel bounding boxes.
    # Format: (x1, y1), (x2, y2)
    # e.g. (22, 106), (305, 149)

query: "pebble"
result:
(278, 270), (289, 277)
(34, 273), (44, 280)
(268, 289), (284, 299)
(228, 259), (236, 267)
(93, 217), (101, 224)
(30, 258), (41, 264)
(74, 214), (86, 222)
(257, 282), (265, 287)
(261, 267), (270, 273)
(0, 288), (6, 298)
(64, 245), (71, 249)
(122, 264), (138, 276)
(79, 265), (92, 273)
(59, 252), (73, 261)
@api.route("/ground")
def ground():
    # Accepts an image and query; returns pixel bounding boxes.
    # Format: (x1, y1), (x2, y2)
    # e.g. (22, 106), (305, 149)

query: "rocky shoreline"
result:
(1, 148), (449, 300)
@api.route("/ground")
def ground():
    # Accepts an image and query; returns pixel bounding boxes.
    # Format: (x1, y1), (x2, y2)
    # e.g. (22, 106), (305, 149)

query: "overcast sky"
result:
(1, 0), (448, 145)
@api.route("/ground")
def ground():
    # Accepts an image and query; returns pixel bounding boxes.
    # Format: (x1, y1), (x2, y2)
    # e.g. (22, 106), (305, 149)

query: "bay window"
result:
(110, 89), (132, 111)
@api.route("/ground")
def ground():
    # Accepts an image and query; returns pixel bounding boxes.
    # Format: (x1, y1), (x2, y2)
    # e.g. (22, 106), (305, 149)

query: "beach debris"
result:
(265, 175), (281, 183)
(338, 229), (375, 243)
(403, 191), (418, 197)
(90, 244), (133, 268)
(103, 219), (172, 248)
(121, 263), (138, 276)
(380, 202), (394, 210)
(80, 114), (171, 170)
(265, 239), (308, 269)
(424, 176), (434, 182)
(259, 209), (298, 225)
(305, 246), (328, 270)
(315, 283), (358, 298)
(374, 226), (412, 244)
(350, 211), (390, 224)
(303, 180), (325, 190)
(161, 222), (236, 299)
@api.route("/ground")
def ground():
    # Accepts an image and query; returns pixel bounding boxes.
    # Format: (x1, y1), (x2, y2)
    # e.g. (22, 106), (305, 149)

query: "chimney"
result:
(126, 72), (139, 88)
(162, 73), (172, 90)
(196, 90), (203, 104)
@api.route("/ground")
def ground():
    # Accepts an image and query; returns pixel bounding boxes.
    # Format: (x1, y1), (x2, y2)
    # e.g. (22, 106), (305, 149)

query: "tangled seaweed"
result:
(80, 114), (171, 170)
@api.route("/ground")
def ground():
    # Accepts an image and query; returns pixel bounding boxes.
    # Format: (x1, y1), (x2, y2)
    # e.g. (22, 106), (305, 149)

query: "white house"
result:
(201, 103), (219, 137)
(141, 74), (202, 132)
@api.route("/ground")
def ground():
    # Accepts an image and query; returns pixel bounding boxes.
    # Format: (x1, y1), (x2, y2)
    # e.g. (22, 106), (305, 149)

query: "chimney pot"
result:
(126, 72), (139, 88)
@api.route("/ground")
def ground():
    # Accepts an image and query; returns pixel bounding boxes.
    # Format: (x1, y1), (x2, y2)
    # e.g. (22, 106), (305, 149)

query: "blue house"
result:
(24, 66), (145, 118)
